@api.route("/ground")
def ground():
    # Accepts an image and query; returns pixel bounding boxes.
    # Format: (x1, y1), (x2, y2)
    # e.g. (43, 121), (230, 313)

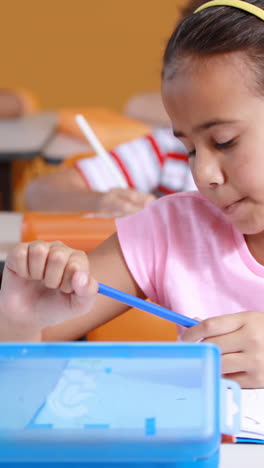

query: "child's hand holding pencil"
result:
(182, 311), (264, 389)
(0, 241), (98, 341)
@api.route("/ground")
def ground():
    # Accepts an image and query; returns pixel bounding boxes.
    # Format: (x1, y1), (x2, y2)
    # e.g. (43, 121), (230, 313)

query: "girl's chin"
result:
(225, 202), (264, 235)
(233, 221), (264, 236)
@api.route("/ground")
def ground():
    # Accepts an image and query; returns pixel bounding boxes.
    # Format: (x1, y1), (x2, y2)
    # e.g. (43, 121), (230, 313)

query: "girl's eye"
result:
(215, 138), (235, 150)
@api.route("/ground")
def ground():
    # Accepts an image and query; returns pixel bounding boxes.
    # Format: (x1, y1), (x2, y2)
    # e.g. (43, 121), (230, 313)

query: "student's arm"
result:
(25, 167), (154, 215)
(25, 167), (101, 212)
(0, 235), (145, 342)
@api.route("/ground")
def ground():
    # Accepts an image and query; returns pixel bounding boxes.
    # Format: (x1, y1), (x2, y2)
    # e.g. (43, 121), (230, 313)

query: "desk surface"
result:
(0, 111), (57, 157)
(0, 212), (22, 262)
(43, 132), (91, 161)
(221, 443), (263, 467)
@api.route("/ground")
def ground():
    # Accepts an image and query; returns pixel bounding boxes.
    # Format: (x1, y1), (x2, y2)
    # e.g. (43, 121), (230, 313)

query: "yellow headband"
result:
(195, 0), (264, 20)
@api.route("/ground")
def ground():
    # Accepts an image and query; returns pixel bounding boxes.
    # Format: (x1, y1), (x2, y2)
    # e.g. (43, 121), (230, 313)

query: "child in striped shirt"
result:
(25, 128), (196, 215)
(76, 127), (195, 196)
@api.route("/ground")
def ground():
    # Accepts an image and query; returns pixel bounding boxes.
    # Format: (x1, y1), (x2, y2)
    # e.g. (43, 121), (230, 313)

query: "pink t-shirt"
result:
(116, 192), (264, 325)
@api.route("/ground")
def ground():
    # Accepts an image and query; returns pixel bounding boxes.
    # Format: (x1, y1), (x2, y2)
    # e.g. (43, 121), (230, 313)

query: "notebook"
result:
(237, 389), (264, 443)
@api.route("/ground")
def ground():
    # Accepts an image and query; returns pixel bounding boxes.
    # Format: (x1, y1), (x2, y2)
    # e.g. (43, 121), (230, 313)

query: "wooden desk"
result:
(0, 112), (57, 209)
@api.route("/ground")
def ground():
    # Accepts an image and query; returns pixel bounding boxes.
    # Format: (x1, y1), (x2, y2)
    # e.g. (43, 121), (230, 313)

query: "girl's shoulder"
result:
(150, 191), (226, 223)
(117, 191), (232, 250)
(142, 191), (233, 246)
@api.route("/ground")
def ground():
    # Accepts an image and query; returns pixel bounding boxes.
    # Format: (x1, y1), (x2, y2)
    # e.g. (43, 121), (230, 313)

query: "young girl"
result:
(1, 0), (264, 390)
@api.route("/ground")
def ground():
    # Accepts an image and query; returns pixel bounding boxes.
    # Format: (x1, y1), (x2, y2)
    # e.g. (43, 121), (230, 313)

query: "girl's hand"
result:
(99, 188), (155, 215)
(181, 312), (264, 388)
(0, 241), (98, 340)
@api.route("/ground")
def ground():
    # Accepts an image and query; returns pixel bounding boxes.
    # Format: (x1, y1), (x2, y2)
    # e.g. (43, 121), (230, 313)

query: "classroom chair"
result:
(87, 306), (178, 342)
(21, 211), (116, 251)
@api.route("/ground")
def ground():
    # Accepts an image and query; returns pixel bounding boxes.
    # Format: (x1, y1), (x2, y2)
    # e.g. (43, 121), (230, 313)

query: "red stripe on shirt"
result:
(109, 150), (135, 188)
(145, 135), (165, 166)
(167, 152), (189, 163)
(157, 184), (179, 195)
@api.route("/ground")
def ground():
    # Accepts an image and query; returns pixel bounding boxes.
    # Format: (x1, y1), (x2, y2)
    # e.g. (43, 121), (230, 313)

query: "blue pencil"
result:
(98, 283), (199, 328)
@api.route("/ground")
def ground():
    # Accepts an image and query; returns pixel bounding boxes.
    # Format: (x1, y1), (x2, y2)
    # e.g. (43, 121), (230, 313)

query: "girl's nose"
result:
(191, 151), (225, 189)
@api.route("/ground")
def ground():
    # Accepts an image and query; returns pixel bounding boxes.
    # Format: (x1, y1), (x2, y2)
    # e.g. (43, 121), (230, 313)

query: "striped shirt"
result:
(75, 128), (196, 194)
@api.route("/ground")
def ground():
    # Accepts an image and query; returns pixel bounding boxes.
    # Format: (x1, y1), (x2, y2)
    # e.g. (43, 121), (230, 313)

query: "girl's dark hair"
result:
(163, 0), (264, 93)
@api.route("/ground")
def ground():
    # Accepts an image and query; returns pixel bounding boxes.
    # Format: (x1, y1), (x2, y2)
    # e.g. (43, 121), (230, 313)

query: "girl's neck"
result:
(244, 233), (264, 266)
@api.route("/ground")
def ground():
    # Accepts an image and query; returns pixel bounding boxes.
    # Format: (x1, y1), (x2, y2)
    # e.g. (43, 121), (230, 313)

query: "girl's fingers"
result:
(122, 189), (155, 205)
(221, 352), (246, 375)
(70, 272), (98, 313)
(221, 351), (262, 387)
(182, 313), (244, 342)
(60, 251), (90, 293)
(6, 243), (30, 278)
(6, 241), (95, 296)
(72, 271), (98, 298)
(202, 327), (245, 355)
(222, 371), (248, 388)
(223, 371), (264, 389)
(28, 241), (50, 280)
(43, 243), (72, 289)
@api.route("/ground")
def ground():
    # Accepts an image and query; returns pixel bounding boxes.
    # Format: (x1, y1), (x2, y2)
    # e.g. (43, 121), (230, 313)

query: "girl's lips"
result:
(223, 197), (246, 215)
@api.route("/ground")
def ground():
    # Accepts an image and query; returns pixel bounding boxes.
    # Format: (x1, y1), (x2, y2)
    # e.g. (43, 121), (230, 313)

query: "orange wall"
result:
(0, 0), (183, 110)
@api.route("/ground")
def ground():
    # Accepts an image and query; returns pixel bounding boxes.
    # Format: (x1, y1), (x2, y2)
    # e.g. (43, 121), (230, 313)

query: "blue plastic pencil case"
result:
(0, 342), (240, 467)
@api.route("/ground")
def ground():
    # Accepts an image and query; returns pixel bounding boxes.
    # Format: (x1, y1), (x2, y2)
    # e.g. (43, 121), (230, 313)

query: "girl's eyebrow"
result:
(173, 120), (238, 138)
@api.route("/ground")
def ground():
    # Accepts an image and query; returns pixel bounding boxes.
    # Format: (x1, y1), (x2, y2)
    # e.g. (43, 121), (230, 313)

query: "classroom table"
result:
(0, 111), (57, 210)
(221, 443), (263, 467)
(42, 132), (91, 164)
(0, 212), (22, 273)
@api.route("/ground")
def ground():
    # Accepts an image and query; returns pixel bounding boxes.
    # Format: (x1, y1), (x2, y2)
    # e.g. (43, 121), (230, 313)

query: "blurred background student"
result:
(22, 1), (202, 215)
(24, 127), (196, 215)
(0, 0), (201, 215)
